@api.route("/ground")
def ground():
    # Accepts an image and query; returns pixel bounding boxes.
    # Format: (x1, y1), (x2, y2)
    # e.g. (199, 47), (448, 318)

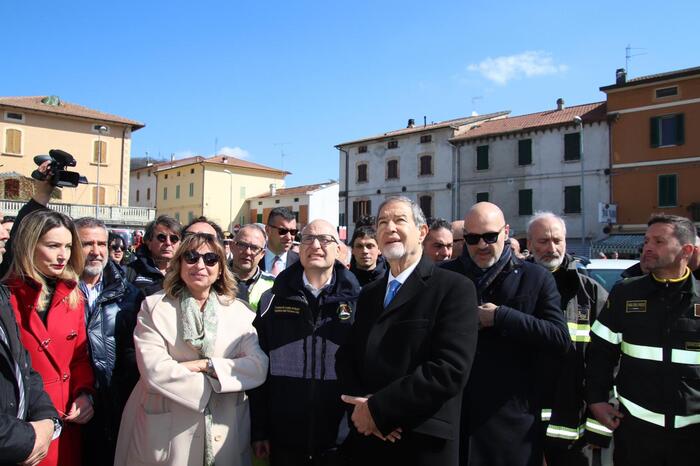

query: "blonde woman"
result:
(115, 232), (268, 466)
(4, 209), (95, 466)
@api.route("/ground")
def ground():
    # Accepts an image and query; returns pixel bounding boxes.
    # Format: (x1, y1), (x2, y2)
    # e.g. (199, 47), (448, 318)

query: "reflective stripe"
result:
(675, 413), (700, 428)
(671, 348), (700, 365)
(541, 409), (552, 421)
(621, 341), (663, 362)
(546, 423), (585, 440)
(585, 418), (613, 437)
(591, 320), (621, 345)
(619, 395), (665, 427)
(567, 322), (591, 342)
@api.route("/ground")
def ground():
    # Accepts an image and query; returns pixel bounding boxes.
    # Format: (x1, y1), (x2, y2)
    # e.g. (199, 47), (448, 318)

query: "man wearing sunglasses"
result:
(262, 207), (300, 277)
(441, 202), (569, 466)
(125, 215), (182, 297)
(230, 224), (274, 312)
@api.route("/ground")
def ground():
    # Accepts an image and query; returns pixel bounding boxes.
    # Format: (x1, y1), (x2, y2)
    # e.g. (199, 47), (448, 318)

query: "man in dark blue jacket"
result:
(442, 202), (570, 466)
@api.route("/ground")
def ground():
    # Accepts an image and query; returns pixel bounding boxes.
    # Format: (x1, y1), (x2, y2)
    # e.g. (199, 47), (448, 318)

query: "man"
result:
(125, 214), (181, 296)
(586, 214), (700, 466)
(262, 207), (300, 276)
(336, 196), (479, 465)
(526, 212), (609, 465)
(510, 237), (526, 259)
(74, 217), (144, 466)
(349, 225), (386, 287)
(423, 218), (453, 262)
(230, 224), (274, 312)
(0, 214), (61, 466)
(451, 220), (465, 258)
(624, 235), (700, 280)
(250, 219), (361, 465)
(441, 202), (569, 466)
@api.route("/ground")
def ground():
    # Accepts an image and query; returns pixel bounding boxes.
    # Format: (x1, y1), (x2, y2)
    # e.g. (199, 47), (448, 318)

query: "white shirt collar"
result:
(385, 258), (420, 296)
(265, 249), (288, 270)
(302, 271), (333, 298)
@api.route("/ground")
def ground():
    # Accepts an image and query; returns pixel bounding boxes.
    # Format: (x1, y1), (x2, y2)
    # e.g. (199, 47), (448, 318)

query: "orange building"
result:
(602, 66), (700, 229)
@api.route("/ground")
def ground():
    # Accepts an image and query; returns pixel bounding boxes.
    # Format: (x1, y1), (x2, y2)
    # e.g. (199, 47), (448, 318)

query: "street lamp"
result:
(95, 125), (107, 218)
(573, 116), (585, 250)
(223, 169), (233, 231)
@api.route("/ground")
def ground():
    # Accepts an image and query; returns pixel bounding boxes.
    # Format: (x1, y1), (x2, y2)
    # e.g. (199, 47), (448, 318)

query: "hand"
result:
(32, 161), (55, 206)
(252, 440), (271, 458)
(63, 393), (94, 424)
(341, 394), (401, 443)
(478, 303), (497, 328)
(589, 402), (624, 431)
(180, 359), (207, 373)
(20, 419), (53, 466)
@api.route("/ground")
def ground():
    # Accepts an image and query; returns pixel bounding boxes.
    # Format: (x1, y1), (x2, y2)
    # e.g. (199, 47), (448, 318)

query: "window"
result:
(4, 179), (19, 198)
(175, 212), (180, 222)
(476, 192), (489, 203)
(175, 185), (180, 199)
(477, 145), (489, 170)
(420, 135), (432, 143)
(177, 171), (181, 177)
(658, 174), (677, 207)
(293, 197), (299, 202)
(136, 172), (140, 180)
(564, 133), (581, 161)
(387, 140), (398, 149)
(148, 170), (152, 177)
(387, 160), (399, 179)
(651, 114), (684, 147)
(189, 182), (194, 197)
(147, 188), (151, 200)
(92, 124), (110, 134)
(357, 163), (368, 183)
(419, 195), (432, 219)
(564, 185), (581, 213)
(419, 155), (433, 176)
(352, 200), (372, 223)
(358, 145), (368, 154)
(257, 213), (263, 223)
(275, 200), (280, 204)
(655, 86), (678, 99)
(93, 140), (107, 164)
(4, 112), (24, 122)
(518, 189), (533, 216)
(164, 174), (168, 179)
(136, 190), (140, 202)
(93, 186), (106, 205)
(188, 212), (194, 222)
(190, 168), (195, 174)
(4, 129), (21, 154)
(163, 187), (168, 200)
(518, 139), (532, 166)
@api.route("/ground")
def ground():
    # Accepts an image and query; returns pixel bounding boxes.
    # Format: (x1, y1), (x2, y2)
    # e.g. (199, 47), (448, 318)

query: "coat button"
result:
(62, 373), (69, 381)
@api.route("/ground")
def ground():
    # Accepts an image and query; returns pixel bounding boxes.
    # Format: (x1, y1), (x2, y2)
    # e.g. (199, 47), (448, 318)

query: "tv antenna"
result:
(273, 142), (290, 170)
(471, 96), (483, 116)
(625, 44), (647, 75)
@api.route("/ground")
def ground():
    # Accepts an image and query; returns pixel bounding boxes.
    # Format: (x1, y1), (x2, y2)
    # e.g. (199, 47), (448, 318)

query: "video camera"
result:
(32, 149), (88, 188)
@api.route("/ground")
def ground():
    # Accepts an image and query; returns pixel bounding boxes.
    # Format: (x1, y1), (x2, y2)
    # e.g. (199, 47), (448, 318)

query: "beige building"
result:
(0, 96), (144, 206)
(156, 155), (288, 230)
(130, 156), (204, 208)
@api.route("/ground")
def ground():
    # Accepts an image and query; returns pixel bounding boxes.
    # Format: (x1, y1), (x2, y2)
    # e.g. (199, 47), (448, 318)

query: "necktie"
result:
(384, 280), (401, 308)
(271, 256), (282, 277)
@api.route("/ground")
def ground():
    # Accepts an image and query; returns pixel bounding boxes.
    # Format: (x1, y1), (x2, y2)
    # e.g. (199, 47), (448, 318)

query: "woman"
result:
(108, 231), (128, 267)
(115, 232), (268, 466)
(4, 210), (95, 466)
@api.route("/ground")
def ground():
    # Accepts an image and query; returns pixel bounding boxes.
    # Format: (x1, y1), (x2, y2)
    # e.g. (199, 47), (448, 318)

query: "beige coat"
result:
(114, 292), (268, 466)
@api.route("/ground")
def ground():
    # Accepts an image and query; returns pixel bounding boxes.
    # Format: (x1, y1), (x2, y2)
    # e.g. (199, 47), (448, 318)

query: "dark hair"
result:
(74, 217), (107, 231)
(144, 215), (182, 241)
(350, 225), (377, 246)
(428, 218), (451, 233)
(648, 214), (696, 246)
(355, 216), (376, 228)
(108, 231), (126, 247)
(267, 207), (296, 225)
(183, 216), (224, 242)
(1, 216), (15, 223)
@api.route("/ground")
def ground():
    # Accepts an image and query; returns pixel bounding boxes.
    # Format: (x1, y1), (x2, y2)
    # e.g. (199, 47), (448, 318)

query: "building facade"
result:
(129, 156), (204, 208)
(249, 182), (339, 227)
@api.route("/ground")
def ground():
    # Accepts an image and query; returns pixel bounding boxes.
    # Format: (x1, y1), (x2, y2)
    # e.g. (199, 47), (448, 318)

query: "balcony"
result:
(0, 200), (156, 226)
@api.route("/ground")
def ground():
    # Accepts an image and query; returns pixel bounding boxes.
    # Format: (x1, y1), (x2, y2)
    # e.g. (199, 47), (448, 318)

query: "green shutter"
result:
(476, 192), (489, 203)
(650, 117), (660, 147)
(676, 114), (685, 145)
(519, 189), (533, 216)
(565, 186), (581, 213)
(477, 145), (489, 170)
(518, 139), (532, 165)
(659, 174), (677, 207)
(564, 133), (581, 161)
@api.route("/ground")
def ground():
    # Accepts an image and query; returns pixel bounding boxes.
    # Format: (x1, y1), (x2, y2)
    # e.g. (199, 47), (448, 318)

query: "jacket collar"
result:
(380, 256), (435, 317)
(271, 260), (361, 304)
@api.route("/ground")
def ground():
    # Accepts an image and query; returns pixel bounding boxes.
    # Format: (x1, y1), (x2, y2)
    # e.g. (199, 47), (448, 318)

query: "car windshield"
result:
(586, 268), (624, 292)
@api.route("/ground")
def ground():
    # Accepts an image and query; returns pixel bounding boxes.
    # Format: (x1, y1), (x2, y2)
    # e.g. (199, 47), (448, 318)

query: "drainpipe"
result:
(120, 125), (127, 206)
(339, 148), (349, 229)
(448, 140), (460, 220)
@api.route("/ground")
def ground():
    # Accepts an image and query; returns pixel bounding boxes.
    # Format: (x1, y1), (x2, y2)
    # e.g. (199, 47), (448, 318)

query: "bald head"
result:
(302, 219), (339, 240)
(300, 219), (340, 272)
(463, 202), (510, 269)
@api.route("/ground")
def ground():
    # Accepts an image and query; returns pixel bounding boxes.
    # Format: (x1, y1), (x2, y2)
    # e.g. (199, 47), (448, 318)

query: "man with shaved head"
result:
(442, 202), (569, 466)
(250, 219), (361, 465)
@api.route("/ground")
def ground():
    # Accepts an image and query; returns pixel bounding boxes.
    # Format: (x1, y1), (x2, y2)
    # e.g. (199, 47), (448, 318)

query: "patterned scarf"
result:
(460, 243), (513, 303)
(180, 289), (219, 466)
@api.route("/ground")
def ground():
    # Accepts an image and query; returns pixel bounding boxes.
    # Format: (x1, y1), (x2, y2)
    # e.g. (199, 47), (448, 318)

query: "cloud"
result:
(172, 150), (196, 160)
(217, 146), (250, 159)
(467, 51), (568, 85)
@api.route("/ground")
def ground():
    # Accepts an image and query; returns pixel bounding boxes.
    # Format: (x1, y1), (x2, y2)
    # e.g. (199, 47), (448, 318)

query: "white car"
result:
(584, 259), (639, 292)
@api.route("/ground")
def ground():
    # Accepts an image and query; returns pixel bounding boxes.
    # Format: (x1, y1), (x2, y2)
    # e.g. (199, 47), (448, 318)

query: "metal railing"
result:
(0, 199), (156, 226)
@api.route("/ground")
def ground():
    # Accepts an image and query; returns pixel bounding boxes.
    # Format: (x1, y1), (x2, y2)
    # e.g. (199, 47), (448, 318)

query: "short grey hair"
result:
(74, 217), (107, 232)
(526, 211), (567, 239)
(236, 223), (268, 245)
(376, 196), (427, 228)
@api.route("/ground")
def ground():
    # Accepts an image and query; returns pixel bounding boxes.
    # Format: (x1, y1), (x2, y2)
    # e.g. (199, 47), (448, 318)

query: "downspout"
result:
(120, 125), (127, 206)
(448, 139), (460, 220)
(339, 148), (349, 230)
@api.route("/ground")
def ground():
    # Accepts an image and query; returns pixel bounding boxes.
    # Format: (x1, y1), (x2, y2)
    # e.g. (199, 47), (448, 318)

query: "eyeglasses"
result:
(156, 233), (180, 244)
(268, 225), (299, 237)
(234, 241), (264, 255)
(110, 245), (125, 252)
(300, 234), (338, 247)
(182, 250), (220, 267)
(463, 225), (506, 246)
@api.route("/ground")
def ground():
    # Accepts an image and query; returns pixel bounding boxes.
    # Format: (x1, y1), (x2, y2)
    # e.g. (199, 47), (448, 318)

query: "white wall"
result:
(129, 167), (157, 208)
(308, 184), (339, 227)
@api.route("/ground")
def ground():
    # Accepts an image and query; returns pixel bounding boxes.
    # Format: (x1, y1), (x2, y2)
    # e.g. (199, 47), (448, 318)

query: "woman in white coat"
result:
(115, 232), (268, 466)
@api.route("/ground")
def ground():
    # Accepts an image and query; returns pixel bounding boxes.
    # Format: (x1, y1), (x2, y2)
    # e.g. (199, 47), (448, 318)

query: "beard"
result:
(83, 260), (107, 277)
(382, 242), (406, 261)
(536, 254), (564, 271)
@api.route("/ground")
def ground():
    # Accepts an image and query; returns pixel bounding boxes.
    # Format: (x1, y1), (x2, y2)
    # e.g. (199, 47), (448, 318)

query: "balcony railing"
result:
(0, 200), (156, 226)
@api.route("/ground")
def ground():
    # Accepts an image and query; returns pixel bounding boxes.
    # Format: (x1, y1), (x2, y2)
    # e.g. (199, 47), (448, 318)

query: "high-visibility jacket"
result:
(586, 269), (700, 430)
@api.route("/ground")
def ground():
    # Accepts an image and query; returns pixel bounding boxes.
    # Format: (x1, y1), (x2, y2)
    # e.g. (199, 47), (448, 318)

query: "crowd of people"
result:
(0, 164), (699, 466)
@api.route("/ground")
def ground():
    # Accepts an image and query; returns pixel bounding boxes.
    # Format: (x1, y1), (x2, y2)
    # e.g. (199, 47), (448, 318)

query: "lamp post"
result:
(95, 125), (107, 218)
(573, 116), (585, 250)
(223, 169), (233, 231)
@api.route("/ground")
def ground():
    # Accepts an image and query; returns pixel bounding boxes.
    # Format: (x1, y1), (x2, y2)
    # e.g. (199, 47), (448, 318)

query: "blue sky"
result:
(3, 0), (698, 187)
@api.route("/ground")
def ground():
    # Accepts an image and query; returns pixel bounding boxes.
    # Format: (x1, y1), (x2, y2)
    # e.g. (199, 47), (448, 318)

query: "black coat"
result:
(441, 254), (570, 466)
(124, 246), (165, 296)
(336, 257), (479, 466)
(0, 286), (58, 465)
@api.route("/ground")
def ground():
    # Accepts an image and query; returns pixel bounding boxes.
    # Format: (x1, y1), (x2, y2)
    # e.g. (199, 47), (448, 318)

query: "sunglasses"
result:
(110, 245), (125, 252)
(182, 250), (220, 267)
(463, 225), (506, 246)
(268, 225), (299, 237)
(156, 233), (180, 244)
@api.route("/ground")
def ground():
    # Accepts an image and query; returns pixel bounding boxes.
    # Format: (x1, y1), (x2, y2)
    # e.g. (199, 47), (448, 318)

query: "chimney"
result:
(616, 68), (627, 85)
(407, 118), (415, 128)
(556, 98), (565, 111)
(270, 183), (277, 196)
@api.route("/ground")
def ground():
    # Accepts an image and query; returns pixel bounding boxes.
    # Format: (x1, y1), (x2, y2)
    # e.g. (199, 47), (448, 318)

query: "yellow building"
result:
(0, 95), (144, 206)
(156, 155), (288, 230)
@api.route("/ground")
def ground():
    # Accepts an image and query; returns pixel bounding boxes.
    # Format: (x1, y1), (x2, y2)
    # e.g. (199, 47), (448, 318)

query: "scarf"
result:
(179, 289), (219, 466)
(461, 243), (513, 303)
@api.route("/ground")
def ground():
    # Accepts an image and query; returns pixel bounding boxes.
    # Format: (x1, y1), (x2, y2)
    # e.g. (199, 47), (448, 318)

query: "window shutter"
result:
(477, 145), (489, 170)
(650, 117), (660, 147)
(518, 139), (532, 165)
(367, 200), (372, 218)
(353, 201), (359, 223)
(5, 129), (21, 154)
(519, 189), (533, 216)
(676, 114), (685, 145)
(564, 133), (581, 160)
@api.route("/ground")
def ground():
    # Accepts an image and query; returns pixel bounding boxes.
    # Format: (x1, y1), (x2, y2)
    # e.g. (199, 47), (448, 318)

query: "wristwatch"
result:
(50, 417), (63, 440)
(206, 358), (217, 378)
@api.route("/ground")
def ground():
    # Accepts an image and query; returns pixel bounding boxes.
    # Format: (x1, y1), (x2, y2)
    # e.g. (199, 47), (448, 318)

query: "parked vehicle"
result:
(584, 259), (639, 292)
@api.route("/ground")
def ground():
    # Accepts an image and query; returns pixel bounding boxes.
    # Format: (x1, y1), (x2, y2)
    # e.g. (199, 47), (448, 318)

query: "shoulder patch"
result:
(274, 305), (302, 315)
(338, 303), (352, 321)
(625, 300), (647, 313)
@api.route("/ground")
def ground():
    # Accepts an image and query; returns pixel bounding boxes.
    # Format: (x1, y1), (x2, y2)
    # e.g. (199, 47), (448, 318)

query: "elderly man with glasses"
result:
(263, 207), (300, 277)
(230, 224), (274, 312)
(441, 201), (570, 466)
(250, 219), (361, 466)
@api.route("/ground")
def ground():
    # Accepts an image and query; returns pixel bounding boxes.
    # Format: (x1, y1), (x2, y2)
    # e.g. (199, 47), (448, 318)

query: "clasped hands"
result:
(341, 395), (402, 443)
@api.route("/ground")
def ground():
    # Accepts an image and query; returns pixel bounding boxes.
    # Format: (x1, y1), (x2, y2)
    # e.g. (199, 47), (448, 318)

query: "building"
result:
(129, 156), (204, 208)
(248, 181), (339, 227)
(449, 100), (610, 250)
(335, 112), (509, 237)
(155, 154), (288, 229)
(0, 95), (144, 208)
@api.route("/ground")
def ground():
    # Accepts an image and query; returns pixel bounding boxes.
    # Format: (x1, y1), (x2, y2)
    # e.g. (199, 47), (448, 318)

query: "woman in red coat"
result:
(4, 210), (95, 466)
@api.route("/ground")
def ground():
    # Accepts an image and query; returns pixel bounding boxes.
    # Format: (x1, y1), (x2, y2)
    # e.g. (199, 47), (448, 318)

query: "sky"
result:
(3, 0), (698, 187)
